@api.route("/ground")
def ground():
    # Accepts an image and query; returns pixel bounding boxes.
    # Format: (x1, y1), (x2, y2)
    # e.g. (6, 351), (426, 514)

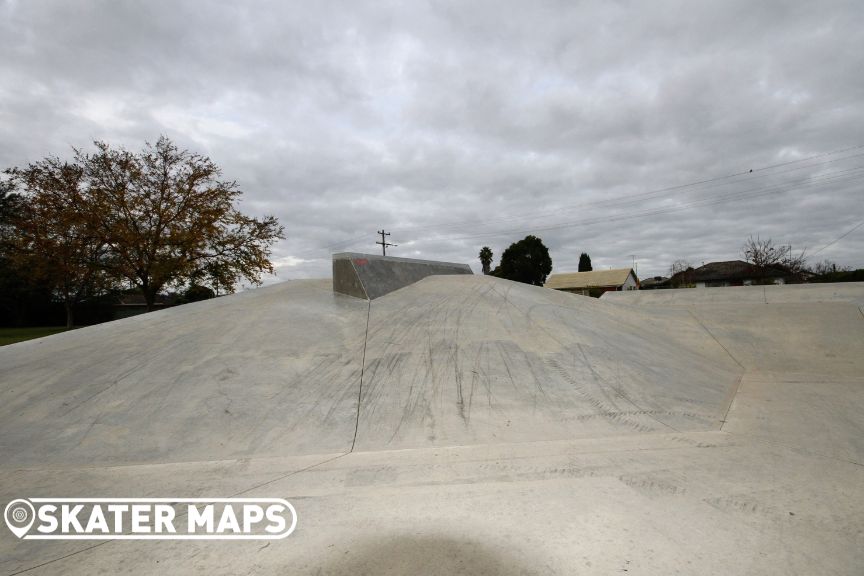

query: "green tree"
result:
(491, 235), (552, 286)
(578, 252), (592, 272)
(179, 284), (216, 303)
(479, 246), (493, 275)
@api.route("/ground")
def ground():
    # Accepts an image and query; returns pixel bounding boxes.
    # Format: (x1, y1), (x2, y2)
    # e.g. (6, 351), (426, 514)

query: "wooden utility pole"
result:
(376, 230), (397, 256)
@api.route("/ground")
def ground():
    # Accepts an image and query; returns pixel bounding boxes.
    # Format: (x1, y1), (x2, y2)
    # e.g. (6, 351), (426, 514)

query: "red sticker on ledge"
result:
(354, 258), (369, 266)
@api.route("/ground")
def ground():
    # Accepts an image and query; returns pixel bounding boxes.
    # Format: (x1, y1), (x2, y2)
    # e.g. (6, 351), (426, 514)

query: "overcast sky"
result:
(2, 0), (862, 282)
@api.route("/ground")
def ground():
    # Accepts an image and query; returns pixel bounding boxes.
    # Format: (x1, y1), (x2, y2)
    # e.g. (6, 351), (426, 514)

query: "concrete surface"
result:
(1, 277), (862, 574)
(332, 252), (472, 299)
(601, 281), (864, 305)
(0, 280), (369, 467)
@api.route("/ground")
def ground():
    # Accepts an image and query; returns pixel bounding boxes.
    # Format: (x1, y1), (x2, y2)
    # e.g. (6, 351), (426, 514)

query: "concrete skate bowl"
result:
(1, 276), (862, 575)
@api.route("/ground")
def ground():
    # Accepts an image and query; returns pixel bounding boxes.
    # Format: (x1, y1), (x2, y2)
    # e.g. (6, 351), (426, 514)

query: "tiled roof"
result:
(690, 260), (788, 282)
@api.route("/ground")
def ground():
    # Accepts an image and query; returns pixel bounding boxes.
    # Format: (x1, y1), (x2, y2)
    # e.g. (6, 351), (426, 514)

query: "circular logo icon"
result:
(4, 499), (35, 538)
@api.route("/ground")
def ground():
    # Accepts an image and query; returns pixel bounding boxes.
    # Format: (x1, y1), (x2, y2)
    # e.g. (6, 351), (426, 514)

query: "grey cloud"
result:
(2, 0), (862, 284)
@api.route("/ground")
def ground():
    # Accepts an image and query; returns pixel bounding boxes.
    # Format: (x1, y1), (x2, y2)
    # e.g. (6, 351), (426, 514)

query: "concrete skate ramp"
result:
(0, 280), (370, 466)
(601, 281), (864, 465)
(353, 276), (741, 450)
(0, 276), (740, 467)
(2, 275), (863, 575)
(603, 282), (864, 377)
(332, 252), (472, 299)
(602, 281), (864, 305)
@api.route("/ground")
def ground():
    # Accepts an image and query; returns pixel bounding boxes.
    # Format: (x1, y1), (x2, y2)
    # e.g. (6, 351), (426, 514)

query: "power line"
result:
(307, 144), (864, 254)
(294, 166), (864, 258)
(394, 149), (864, 236)
(427, 166), (864, 242)
(810, 219), (864, 257)
(422, 154), (864, 236)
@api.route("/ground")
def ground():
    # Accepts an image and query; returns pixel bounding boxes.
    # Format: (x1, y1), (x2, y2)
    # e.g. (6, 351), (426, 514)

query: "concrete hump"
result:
(601, 281), (864, 305)
(332, 252), (472, 299)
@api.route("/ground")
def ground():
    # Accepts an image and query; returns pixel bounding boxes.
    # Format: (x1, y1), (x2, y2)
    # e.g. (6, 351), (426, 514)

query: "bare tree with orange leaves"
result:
(5, 137), (284, 322)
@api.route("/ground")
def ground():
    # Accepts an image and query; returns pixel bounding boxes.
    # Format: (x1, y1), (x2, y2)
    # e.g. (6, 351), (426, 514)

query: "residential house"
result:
(683, 260), (790, 288)
(112, 292), (177, 319)
(545, 268), (639, 297)
(640, 276), (670, 290)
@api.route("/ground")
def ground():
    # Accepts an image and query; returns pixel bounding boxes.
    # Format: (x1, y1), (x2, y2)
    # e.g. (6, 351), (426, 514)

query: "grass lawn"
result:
(0, 326), (71, 346)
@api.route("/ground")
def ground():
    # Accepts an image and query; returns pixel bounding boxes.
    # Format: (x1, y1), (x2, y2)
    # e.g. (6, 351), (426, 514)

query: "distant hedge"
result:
(810, 269), (864, 283)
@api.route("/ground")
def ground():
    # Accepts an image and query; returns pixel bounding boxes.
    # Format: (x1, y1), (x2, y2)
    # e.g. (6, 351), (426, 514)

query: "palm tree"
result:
(479, 246), (493, 275)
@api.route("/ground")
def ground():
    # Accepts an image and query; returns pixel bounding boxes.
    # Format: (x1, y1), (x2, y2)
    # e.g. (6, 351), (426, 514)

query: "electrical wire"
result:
(319, 166), (864, 247)
(439, 168), (864, 242)
(809, 219), (864, 257)
(303, 144), (864, 254)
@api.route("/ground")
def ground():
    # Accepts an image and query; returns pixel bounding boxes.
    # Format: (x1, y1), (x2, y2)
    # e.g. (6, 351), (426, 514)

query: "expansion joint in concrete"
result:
(350, 300), (372, 452)
(719, 373), (744, 432)
(686, 309), (745, 370)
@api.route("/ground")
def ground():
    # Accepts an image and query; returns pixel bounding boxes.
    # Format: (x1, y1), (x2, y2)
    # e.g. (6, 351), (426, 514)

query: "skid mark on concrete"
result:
(7, 451), (349, 575)
(4, 277), (863, 574)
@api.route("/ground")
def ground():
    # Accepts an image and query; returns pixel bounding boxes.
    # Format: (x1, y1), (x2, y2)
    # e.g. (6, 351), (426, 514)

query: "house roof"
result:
(690, 260), (788, 283)
(545, 268), (636, 290)
(640, 276), (670, 288)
